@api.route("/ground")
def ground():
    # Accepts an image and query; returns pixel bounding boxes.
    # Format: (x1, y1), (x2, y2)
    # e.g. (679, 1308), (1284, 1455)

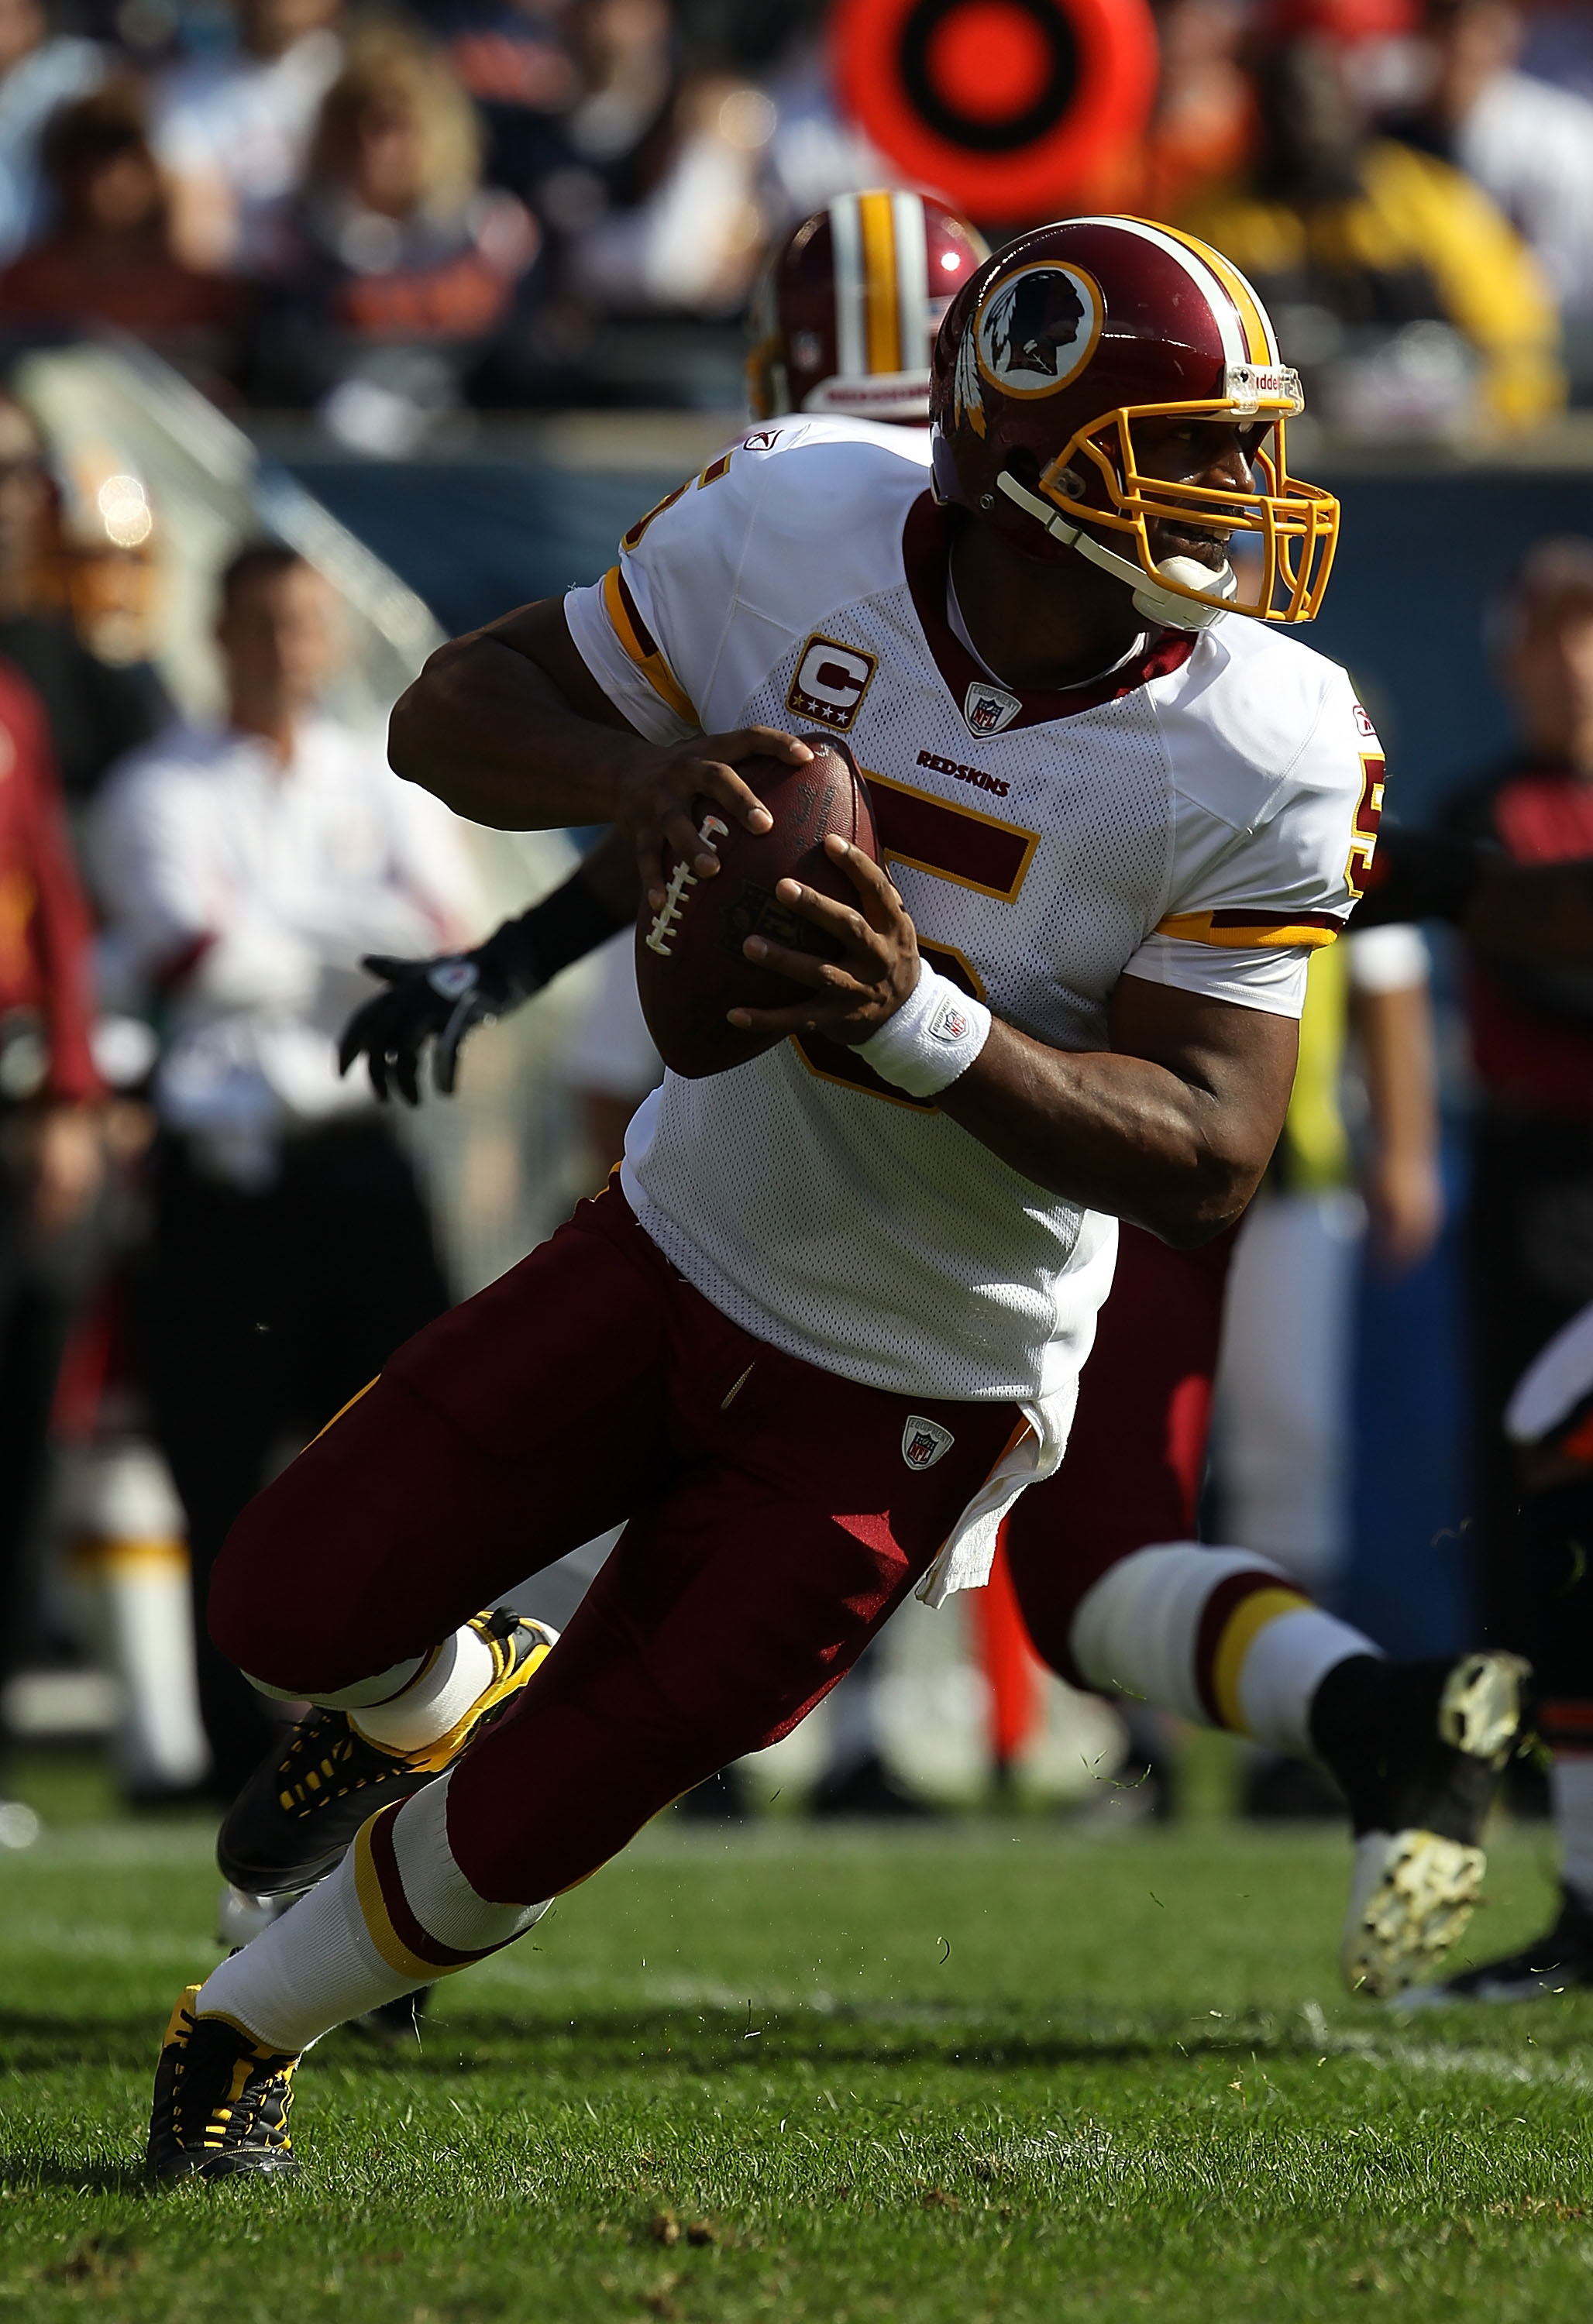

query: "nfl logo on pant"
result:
(901, 1415), (955, 1471)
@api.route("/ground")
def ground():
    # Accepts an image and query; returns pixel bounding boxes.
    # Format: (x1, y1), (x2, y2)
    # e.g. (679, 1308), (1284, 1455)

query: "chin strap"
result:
(995, 471), (1236, 634)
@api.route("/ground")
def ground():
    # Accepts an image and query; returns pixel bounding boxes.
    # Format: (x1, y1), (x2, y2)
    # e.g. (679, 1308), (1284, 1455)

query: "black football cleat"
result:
(218, 1608), (557, 1897)
(1402, 1889), (1593, 2007)
(1310, 1650), (1530, 1999)
(147, 1983), (301, 2181)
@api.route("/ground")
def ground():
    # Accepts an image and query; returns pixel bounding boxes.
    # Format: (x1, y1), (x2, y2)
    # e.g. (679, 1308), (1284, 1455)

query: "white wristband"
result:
(856, 961), (993, 1098)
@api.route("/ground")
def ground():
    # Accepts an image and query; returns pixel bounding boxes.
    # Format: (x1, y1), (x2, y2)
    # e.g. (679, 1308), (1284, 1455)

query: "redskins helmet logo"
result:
(973, 262), (1103, 401)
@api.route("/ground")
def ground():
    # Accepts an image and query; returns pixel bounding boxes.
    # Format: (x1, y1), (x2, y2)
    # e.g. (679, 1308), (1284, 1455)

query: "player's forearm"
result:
(938, 1022), (1270, 1246)
(1352, 982), (1436, 1173)
(389, 633), (646, 830)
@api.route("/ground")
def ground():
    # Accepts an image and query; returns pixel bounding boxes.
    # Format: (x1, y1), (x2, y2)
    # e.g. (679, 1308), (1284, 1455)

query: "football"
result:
(635, 734), (880, 1079)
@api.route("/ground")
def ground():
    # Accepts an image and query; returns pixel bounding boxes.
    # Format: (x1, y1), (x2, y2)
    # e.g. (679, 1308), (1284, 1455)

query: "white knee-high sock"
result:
(1069, 1542), (1380, 1755)
(243, 1623), (497, 1754)
(194, 1775), (547, 2052)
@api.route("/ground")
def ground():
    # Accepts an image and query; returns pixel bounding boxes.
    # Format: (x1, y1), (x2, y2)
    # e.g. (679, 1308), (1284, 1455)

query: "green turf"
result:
(2, 1800), (1591, 2323)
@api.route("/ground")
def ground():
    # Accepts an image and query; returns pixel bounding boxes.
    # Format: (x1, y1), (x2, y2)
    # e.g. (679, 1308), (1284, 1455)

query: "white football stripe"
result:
(1068, 214), (1247, 370)
(828, 195), (866, 383)
(891, 190), (930, 372)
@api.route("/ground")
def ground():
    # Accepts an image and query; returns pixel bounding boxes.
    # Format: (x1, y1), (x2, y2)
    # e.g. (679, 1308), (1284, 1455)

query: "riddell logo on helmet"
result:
(787, 636), (878, 730)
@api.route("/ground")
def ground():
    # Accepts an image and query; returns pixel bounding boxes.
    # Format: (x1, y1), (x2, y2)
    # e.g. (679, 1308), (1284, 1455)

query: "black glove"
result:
(339, 869), (626, 1102)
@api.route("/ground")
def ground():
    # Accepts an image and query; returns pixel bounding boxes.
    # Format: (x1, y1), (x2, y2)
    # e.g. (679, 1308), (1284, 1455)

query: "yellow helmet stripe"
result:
(858, 189), (900, 375)
(1149, 221), (1278, 366)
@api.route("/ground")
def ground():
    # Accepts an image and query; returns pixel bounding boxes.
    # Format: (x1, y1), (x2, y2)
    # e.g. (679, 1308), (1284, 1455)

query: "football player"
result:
(346, 198), (1536, 1900)
(150, 215), (1525, 2179)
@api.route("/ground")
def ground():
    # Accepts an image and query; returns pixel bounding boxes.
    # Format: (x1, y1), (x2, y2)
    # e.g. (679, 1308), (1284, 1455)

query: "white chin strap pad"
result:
(996, 472), (1234, 633)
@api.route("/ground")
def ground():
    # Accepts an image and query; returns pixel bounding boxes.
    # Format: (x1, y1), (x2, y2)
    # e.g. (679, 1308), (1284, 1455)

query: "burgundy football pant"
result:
(210, 1184), (1020, 1906)
(1001, 1219), (1239, 1686)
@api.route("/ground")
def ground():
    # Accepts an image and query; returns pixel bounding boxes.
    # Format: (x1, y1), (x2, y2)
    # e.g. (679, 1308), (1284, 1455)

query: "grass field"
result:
(4, 1762), (1593, 2323)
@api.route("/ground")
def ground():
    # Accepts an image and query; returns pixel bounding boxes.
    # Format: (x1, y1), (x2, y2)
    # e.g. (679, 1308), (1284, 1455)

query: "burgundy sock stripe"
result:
(366, 1800), (504, 1972)
(1192, 1569), (1296, 1728)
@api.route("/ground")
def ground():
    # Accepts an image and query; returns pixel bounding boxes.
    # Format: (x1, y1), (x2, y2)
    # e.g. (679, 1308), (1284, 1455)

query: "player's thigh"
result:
(445, 1470), (925, 1903)
(208, 1191), (676, 1689)
(1006, 1222), (1235, 1676)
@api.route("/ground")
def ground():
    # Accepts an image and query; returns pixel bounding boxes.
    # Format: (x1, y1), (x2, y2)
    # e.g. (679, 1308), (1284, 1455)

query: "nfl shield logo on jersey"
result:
(901, 1415), (955, 1472)
(963, 682), (1020, 738)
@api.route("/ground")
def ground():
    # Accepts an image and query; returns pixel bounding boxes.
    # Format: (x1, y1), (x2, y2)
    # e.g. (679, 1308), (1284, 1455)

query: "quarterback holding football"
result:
(146, 212), (1526, 2179)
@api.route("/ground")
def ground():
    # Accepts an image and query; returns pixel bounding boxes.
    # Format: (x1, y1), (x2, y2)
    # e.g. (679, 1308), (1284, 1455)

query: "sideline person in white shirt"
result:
(91, 542), (480, 1800)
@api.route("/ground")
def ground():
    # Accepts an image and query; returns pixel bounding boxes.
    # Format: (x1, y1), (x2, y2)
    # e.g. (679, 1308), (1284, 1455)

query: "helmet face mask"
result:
(931, 218), (1343, 630)
(1022, 401), (1340, 624)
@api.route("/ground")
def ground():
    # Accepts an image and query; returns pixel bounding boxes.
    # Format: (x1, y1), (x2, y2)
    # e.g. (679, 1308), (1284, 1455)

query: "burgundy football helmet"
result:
(748, 191), (988, 426)
(929, 215), (1340, 628)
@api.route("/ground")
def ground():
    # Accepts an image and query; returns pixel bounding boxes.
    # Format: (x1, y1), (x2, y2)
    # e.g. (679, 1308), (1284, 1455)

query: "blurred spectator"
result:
(91, 542), (480, 1796)
(1137, 0), (1256, 221)
(425, 0), (577, 208)
(1443, 538), (1593, 1665)
(0, 0), (102, 269)
(0, 82), (246, 375)
(542, 0), (771, 317)
(249, 25), (540, 442)
(1213, 923), (1440, 1815)
(1180, 31), (1564, 434)
(1216, 929), (1440, 1590)
(1391, 2), (1593, 393)
(570, 77), (772, 315)
(0, 653), (105, 1828)
(151, 0), (343, 277)
(0, 392), (163, 822)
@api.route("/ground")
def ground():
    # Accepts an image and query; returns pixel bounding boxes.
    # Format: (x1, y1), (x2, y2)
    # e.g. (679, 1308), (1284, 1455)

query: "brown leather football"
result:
(634, 735), (880, 1080)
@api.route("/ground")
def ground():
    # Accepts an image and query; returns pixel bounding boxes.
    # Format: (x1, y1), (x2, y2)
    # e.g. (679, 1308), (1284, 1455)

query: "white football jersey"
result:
(565, 420), (1382, 1595)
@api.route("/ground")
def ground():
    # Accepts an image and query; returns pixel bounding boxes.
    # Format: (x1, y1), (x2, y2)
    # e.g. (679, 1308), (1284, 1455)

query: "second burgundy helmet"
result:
(929, 215), (1340, 629)
(748, 191), (988, 426)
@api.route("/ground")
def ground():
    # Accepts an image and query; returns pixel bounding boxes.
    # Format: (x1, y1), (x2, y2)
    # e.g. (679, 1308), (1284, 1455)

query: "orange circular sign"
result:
(831, 0), (1157, 218)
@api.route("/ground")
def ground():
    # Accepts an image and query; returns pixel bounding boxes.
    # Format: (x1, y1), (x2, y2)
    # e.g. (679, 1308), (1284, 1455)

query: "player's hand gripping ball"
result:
(635, 734), (883, 1078)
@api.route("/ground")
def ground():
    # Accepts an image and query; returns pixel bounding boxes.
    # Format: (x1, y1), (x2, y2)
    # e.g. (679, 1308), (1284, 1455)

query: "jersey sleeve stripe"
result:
(602, 565), (697, 725)
(1155, 908), (1344, 950)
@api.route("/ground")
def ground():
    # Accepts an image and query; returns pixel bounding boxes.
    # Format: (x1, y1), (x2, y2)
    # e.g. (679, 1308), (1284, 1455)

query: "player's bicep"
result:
(480, 597), (649, 735)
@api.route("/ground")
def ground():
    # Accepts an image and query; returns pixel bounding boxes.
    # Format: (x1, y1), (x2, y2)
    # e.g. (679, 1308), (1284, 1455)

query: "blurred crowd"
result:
(0, 0), (1586, 442)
